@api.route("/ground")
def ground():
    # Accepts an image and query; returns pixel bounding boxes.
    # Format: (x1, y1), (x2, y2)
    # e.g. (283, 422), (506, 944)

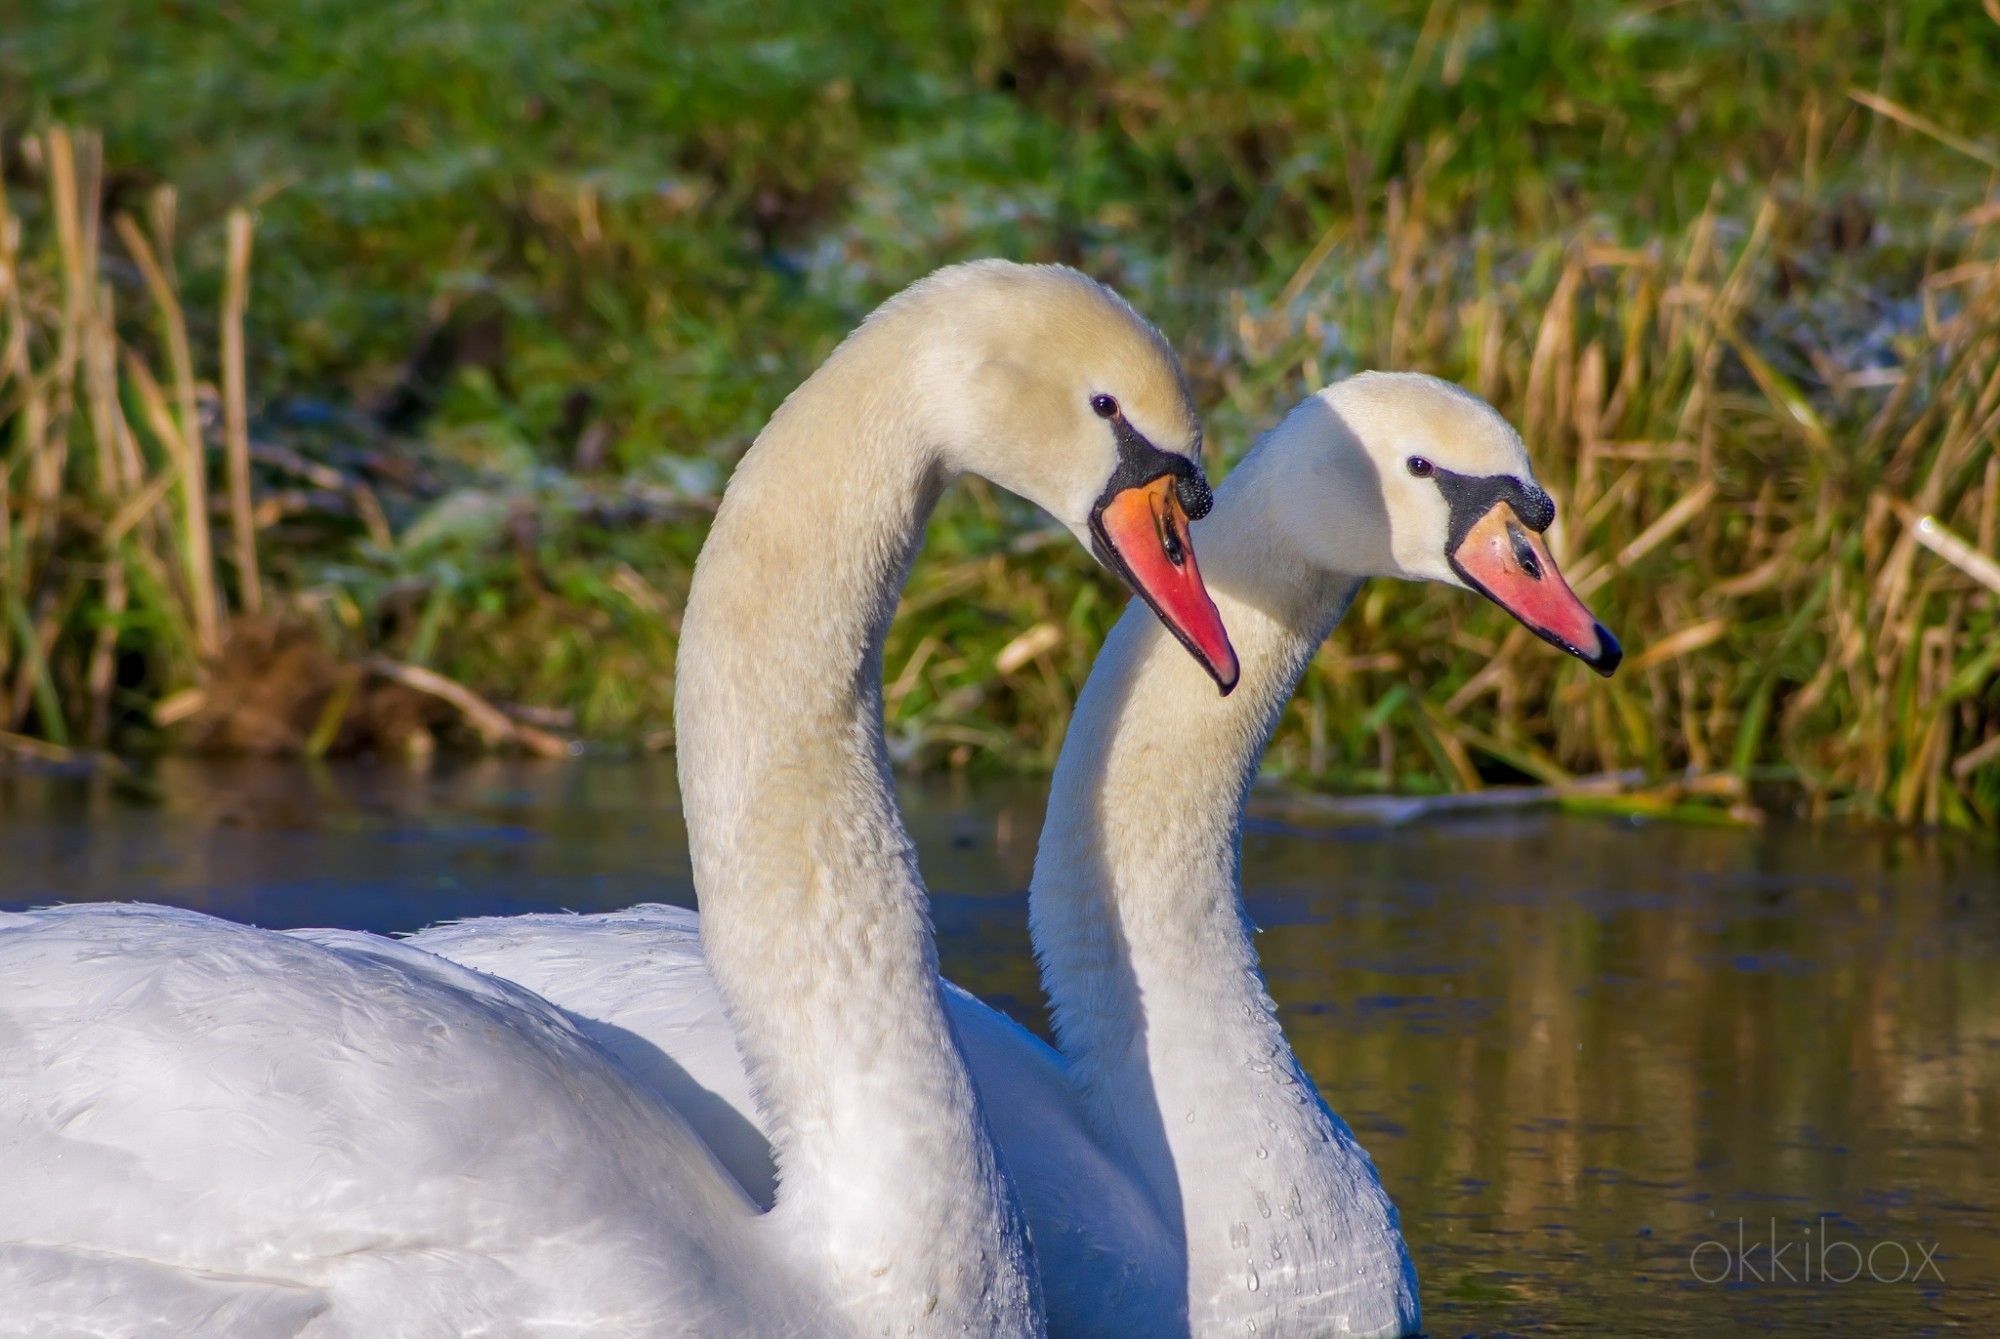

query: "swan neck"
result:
(1031, 448), (1418, 1326)
(675, 323), (1037, 1329)
(1034, 452), (1358, 1112)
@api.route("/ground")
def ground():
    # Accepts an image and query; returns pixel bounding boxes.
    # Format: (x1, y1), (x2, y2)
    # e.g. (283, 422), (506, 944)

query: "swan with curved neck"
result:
(413, 372), (1621, 1336)
(0, 260), (1237, 1337)
(669, 258), (1235, 1330)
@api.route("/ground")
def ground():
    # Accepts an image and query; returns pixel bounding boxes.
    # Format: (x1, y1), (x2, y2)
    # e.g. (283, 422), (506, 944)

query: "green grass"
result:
(3, 1), (1999, 824)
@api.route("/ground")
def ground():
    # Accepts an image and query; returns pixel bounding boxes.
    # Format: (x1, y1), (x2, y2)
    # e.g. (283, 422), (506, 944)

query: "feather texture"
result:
(0, 262), (1213, 1337)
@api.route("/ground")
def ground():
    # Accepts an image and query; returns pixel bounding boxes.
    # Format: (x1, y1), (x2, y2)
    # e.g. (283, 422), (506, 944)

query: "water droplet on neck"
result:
(1255, 1191), (1271, 1219)
(1255, 1145), (1269, 1160)
(1246, 1264), (1260, 1292)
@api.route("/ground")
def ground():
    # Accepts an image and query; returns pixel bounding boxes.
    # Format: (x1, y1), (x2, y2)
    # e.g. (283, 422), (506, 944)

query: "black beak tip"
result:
(1585, 623), (1623, 677)
(1212, 662), (1239, 697)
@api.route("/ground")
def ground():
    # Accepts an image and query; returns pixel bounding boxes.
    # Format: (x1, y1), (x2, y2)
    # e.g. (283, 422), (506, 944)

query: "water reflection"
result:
(2, 757), (1995, 1334)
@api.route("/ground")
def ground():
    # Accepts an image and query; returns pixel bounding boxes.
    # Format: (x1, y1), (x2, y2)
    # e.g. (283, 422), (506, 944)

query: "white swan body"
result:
(0, 261), (1236, 1337)
(413, 906), (1185, 1334)
(0, 903), (808, 1338)
(414, 373), (1621, 1337)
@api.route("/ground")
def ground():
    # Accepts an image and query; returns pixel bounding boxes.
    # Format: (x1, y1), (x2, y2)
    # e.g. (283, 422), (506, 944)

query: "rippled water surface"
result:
(4, 757), (1997, 1334)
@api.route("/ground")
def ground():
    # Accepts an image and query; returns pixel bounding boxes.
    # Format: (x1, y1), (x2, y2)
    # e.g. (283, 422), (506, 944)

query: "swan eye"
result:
(1407, 456), (1435, 478)
(1091, 394), (1119, 419)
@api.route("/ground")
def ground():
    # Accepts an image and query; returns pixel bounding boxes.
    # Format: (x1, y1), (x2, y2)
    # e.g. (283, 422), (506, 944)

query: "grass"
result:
(2, 1), (1998, 825)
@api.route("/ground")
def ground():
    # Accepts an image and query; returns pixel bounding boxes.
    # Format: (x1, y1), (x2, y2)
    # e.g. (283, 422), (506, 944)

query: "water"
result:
(4, 757), (1997, 1334)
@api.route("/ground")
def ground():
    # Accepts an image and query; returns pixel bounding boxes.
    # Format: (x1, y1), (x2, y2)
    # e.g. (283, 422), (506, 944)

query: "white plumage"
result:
(416, 374), (1595, 1338)
(0, 903), (803, 1338)
(0, 261), (1219, 1337)
(411, 905), (1185, 1335)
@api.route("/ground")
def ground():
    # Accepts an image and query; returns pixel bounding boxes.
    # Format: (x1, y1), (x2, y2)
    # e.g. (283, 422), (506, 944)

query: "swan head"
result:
(904, 261), (1238, 691)
(1262, 371), (1621, 675)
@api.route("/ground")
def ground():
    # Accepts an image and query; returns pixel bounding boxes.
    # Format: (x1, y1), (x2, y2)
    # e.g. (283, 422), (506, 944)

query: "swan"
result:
(0, 259), (1241, 1338)
(1030, 372), (1618, 1336)
(410, 371), (1622, 1336)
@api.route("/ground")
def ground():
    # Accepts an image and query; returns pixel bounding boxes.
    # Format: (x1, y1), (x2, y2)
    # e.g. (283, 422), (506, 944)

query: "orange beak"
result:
(1449, 501), (1622, 675)
(1090, 475), (1239, 693)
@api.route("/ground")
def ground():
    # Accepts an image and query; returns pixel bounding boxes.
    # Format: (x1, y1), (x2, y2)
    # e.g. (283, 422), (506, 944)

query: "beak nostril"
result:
(1451, 498), (1612, 676)
(1088, 474), (1236, 691)
(1506, 521), (1542, 581)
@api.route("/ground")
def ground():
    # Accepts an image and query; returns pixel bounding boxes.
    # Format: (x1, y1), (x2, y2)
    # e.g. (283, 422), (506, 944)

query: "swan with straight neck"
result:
(1034, 371), (1619, 1335)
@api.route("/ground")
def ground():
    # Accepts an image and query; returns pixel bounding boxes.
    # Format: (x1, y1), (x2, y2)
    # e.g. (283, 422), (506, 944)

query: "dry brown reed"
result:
(0, 128), (568, 760)
(2, 119), (1995, 824)
(1211, 148), (2000, 826)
